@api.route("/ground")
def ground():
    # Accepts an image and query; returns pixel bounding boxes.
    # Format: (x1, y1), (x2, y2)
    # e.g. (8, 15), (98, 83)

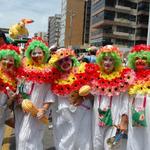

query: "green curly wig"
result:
(0, 50), (21, 67)
(25, 40), (50, 62)
(128, 51), (150, 69)
(96, 52), (122, 70)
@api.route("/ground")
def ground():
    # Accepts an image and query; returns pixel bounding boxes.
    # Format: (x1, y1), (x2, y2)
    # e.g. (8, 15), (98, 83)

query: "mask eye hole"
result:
(135, 57), (140, 60)
(142, 56), (147, 60)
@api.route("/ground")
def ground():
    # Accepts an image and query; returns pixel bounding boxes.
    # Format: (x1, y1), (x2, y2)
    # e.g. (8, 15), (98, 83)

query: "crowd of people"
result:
(0, 37), (150, 150)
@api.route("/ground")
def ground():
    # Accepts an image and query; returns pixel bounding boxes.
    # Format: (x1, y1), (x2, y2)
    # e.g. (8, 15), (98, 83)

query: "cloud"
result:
(0, 0), (61, 37)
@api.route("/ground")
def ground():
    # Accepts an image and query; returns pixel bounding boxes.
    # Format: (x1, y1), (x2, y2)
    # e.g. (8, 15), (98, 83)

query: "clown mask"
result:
(135, 56), (148, 70)
(1, 56), (15, 70)
(56, 56), (73, 72)
(102, 55), (115, 74)
(31, 47), (45, 64)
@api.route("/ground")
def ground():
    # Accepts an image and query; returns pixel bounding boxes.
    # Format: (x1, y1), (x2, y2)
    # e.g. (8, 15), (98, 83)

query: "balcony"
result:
(113, 31), (134, 40)
(113, 31), (130, 36)
(114, 18), (136, 26)
(115, 5), (131, 11)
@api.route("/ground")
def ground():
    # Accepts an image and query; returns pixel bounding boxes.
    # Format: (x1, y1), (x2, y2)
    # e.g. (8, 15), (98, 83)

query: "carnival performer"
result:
(91, 45), (135, 150)
(127, 44), (150, 150)
(49, 48), (94, 150)
(17, 37), (55, 150)
(0, 44), (21, 149)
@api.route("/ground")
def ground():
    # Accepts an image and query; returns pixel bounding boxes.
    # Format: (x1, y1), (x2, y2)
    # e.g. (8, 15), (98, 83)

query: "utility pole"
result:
(147, 2), (150, 45)
(134, 0), (138, 46)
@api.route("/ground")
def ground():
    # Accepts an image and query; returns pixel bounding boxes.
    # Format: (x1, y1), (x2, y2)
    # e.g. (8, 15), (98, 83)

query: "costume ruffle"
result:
(129, 69), (150, 95)
(17, 58), (54, 83)
(51, 63), (98, 96)
(90, 67), (135, 96)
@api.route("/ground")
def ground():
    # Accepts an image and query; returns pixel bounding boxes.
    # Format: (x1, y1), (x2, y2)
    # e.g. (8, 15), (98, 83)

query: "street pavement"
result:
(2, 123), (55, 150)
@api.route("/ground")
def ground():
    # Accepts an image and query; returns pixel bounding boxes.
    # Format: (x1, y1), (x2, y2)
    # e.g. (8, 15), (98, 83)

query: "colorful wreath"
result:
(0, 44), (21, 67)
(129, 69), (150, 95)
(0, 68), (17, 94)
(90, 67), (135, 96)
(0, 44), (20, 93)
(51, 63), (98, 96)
(49, 48), (80, 69)
(96, 45), (122, 71)
(89, 45), (135, 96)
(17, 58), (54, 83)
(25, 37), (50, 63)
(128, 44), (150, 70)
(128, 45), (150, 95)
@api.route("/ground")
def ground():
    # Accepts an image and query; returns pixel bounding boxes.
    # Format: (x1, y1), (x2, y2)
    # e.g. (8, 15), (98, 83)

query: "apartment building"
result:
(90, 0), (150, 48)
(48, 14), (61, 47)
(59, 0), (89, 48)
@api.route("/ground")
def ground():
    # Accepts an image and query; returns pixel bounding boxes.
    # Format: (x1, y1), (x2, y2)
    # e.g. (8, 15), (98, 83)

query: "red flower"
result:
(131, 44), (150, 53)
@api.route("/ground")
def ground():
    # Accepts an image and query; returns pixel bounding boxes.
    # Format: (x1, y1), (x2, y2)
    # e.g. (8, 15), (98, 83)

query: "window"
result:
(136, 28), (148, 37)
(92, 11), (104, 24)
(104, 11), (115, 20)
(117, 12), (136, 22)
(118, 0), (137, 9)
(91, 0), (105, 13)
(105, 0), (115, 7)
(115, 39), (134, 47)
(137, 15), (148, 25)
(116, 26), (135, 34)
(138, 2), (149, 12)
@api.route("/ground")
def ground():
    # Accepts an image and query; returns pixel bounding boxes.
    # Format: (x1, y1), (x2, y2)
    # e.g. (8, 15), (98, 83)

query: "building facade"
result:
(59, 0), (87, 48)
(83, 0), (92, 44)
(48, 14), (61, 47)
(90, 0), (150, 49)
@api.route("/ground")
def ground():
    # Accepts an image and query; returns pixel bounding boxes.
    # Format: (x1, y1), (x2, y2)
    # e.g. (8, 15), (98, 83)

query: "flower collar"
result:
(129, 69), (150, 95)
(100, 67), (123, 80)
(91, 67), (135, 96)
(0, 68), (17, 94)
(51, 63), (97, 96)
(17, 58), (53, 83)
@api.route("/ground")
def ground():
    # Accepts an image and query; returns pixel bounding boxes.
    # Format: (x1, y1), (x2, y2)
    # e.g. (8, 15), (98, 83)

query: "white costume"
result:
(17, 82), (55, 150)
(52, 95), (93, 150)
(14, 105), (24, 150)
(92, 93), (128, 150)
(127, 94), (150, 150)
(0, 93), (9, 149)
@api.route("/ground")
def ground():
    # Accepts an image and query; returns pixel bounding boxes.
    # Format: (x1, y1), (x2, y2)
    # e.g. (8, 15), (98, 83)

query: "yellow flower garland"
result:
(100, 67), (124, 80)
(129, 81), (150, 95)
(0, 69), (16, 87)
(23, 59), (52, 71)
(55, 73), (76, 85)
(55, 63), (86, 85)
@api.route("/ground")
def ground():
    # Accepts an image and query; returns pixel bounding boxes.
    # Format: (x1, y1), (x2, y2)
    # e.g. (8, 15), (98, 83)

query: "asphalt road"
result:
(3, 124), (55, 150)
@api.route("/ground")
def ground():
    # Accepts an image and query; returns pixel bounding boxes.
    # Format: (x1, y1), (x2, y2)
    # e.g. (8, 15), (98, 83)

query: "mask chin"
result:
(31, 56), (44, 64)
(103, 64), (114, 73)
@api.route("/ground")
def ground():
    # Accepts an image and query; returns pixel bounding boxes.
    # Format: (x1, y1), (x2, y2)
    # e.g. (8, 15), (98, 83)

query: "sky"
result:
(0, 0), (61, 37)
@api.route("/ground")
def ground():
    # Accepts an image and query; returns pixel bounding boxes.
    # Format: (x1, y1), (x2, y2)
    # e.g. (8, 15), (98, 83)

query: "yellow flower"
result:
(144, 81), (150, 94)
(0, 69), (16, 87)
(77, 63), (86, 73)
(24, 59), (52, 71)
(48, 54), (59, 66)
(56, 73), (76, 85)
(129, 81), (150, 95)
(100, 67), (123, 80)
